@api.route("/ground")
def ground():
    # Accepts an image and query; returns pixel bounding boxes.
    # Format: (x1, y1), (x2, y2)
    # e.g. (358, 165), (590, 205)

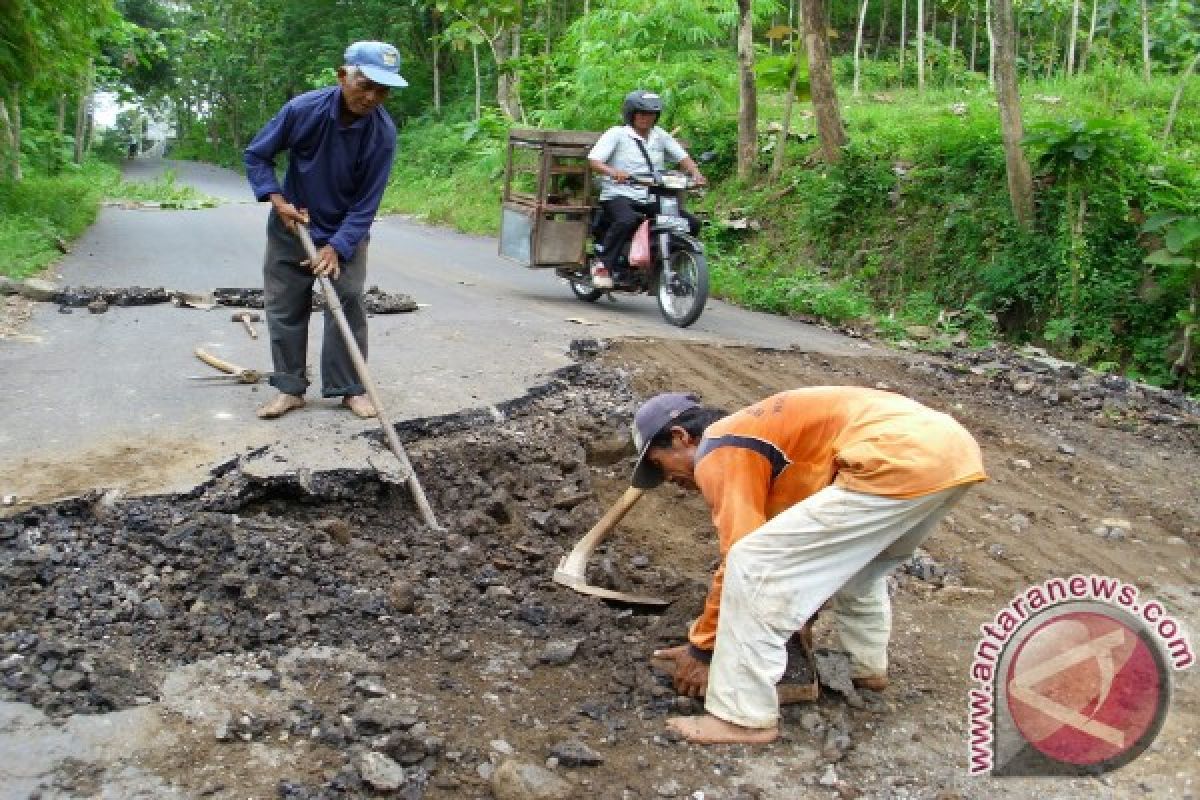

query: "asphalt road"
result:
(0, 158), (870, 504)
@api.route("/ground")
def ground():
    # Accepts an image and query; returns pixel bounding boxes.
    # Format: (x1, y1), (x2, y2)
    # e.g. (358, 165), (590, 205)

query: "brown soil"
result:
(0, 433), (226, 508)
(2, 338), (1197, 800)
(595, 339), (1200, 798)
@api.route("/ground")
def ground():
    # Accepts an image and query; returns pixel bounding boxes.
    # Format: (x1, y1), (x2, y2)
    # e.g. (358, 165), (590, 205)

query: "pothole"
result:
(0, 353), (720, 797)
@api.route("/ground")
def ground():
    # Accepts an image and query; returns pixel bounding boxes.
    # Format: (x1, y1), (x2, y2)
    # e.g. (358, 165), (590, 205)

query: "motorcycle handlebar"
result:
(622, 171), (701, 190)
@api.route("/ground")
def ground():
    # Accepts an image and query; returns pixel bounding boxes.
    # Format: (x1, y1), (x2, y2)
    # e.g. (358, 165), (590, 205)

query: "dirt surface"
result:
(1, 338), (1198, 799)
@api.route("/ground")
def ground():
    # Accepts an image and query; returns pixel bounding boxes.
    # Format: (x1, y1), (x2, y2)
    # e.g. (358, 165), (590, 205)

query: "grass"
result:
(105, 168), (220, 209)
(0, 161), (116, 280)
(1, 161), (221, 281)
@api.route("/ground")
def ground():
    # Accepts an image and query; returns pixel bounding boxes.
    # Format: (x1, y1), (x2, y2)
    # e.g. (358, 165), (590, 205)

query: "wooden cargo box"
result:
(500, 128), (601, 268)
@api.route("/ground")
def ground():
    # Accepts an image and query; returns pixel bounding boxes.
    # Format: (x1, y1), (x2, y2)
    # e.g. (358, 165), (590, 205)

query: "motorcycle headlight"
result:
(655, 215), (691, 233)
(661, 173), (689, 190)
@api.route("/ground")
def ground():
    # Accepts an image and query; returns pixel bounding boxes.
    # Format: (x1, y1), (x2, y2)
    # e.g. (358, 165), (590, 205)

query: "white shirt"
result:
(588, 125), (689, 202)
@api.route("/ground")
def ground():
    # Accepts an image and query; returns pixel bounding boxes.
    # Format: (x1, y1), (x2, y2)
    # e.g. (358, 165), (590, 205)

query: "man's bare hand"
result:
(653, 644), (710, 698)
(269, 194), (309, 233)
(303, 244), (340, 280)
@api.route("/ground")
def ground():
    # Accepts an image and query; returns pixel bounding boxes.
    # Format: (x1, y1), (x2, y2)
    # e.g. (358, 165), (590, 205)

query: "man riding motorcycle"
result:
(586, 90), (707, 289)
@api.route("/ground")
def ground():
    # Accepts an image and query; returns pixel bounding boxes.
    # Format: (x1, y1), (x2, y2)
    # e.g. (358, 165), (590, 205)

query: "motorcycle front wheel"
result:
(656, 248), (709, 327)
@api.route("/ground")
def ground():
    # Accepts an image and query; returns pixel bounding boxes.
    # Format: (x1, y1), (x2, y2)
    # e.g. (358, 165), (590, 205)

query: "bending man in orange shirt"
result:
(632, 388), (986, 745)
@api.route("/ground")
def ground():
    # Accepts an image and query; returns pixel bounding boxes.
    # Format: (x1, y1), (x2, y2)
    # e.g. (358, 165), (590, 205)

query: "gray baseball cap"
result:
(344, 41), (408, 88)
(630, 392), (700, 488)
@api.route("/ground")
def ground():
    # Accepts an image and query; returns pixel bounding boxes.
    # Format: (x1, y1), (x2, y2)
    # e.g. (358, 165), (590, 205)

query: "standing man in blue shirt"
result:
(244, 41), (406, 420)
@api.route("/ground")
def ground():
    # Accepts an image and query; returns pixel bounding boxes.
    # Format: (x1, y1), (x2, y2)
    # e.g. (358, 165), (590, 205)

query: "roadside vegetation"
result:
(3, 0), (1198, 390)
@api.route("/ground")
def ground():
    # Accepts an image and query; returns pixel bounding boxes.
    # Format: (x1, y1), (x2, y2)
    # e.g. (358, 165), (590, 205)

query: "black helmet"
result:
(622, 90), (663, 126)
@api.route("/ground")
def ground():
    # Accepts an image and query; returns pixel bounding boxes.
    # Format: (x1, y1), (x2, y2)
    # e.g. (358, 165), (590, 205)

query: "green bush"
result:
(0, 161), (117, 280)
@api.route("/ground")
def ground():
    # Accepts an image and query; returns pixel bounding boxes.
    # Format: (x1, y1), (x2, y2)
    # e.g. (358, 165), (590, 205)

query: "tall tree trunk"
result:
(74, 60), (93, 165)
(0, 94), (14, 181)
(802, 0), (848, 163)
(472, 43), (481, 122)
(993, 0), (1035, 226)
(432, 10), (442, 114)
(950, 12), (958, 55)
(56, 94), (66, 136)
(2, 86), (23, 182)
(986, 0), (996, 85)
(917, 0), (926, 91)
(854, 0), (870, 96)
(970, 2), (978, 71)
(900, 0), (908, 77)
(1045, 16), (1059, 79)
(736, 0), (758, 180)
(875, 0), (890, 59)
(1067, 0), (1081, 75)
(1163, 51), (1199, 140)
(542, 0), (551, 110)
(1027, 21), (1037, 77)
(1140, 0), (1151, 80)
(1079, 0), (1098, 71)
(494, 28), (524, 122)
(770, 60), (802, 183)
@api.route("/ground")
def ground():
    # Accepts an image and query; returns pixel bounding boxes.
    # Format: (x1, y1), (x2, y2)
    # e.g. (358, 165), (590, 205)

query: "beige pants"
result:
(705, 484), (970, 728)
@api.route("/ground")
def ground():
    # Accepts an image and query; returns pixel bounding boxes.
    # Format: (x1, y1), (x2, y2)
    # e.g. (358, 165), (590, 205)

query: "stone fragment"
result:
(389, 581), (418, 613)
(539, 640), (580, 666)
(18, 278), (57, 302)
(354, 697), (420, 734)
(1094, 518), (1131, 541)
(50, 669), (87, 691)
(141, 598), (167, 619)
(819, 765), (838, 786)
(491, 760), (572, 800)
(314, 517), (352, 545)
(655, 779), (683, 797)
(549, 739), (604, 767)
(87, 299), (109, 314)
(357, 751), (406, 792)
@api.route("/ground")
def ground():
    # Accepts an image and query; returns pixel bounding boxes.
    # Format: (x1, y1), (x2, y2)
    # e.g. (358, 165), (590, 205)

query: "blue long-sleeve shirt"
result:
(244, 86), (396, 260)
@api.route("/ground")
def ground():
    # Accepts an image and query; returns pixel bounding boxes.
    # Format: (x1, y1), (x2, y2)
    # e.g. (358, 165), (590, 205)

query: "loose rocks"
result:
(549, 739), (604, 767)
(491, 760), (573, 800)
(357, 751), (407, 791)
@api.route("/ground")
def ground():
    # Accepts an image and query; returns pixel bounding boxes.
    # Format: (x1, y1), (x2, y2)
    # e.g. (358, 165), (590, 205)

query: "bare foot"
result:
(342, 394), (377, 418)
(256, 393), (305, 419)
(666, 714), (778, 745)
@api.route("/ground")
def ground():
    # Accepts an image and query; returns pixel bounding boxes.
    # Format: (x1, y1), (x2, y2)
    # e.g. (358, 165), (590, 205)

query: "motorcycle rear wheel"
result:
(569, 275), (605, 303)
(656, 248), (708, 327)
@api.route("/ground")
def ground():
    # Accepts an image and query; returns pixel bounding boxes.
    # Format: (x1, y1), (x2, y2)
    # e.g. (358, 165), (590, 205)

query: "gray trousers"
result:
(262, 210), (368, 397)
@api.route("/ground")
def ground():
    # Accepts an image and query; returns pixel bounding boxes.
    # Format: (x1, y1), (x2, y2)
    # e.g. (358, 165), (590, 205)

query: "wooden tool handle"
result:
(557, 487), (645, 577)
(296, 223), (443, 532)
(194, 347), (241, 375)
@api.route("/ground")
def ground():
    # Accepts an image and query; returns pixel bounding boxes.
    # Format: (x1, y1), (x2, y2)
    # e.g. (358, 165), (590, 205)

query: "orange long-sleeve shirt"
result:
(687, 387), (986, 653)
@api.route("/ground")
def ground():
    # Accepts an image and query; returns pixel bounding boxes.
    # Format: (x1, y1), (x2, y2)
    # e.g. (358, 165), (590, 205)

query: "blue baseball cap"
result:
(630, 392), (700, 488)
(344, 41), (408, 88)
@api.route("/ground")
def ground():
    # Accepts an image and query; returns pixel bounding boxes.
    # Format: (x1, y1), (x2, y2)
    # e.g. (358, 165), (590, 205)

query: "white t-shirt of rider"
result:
(588, 125), (689, 203)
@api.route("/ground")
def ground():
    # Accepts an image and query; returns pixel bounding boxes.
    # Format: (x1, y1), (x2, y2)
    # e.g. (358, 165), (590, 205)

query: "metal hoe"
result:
(553, 487), (669, 607)
(295, 224), (443, 532)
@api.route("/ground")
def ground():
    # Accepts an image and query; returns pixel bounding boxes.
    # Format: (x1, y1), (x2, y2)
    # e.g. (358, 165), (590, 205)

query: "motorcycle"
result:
(555, 171), (709, 328)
